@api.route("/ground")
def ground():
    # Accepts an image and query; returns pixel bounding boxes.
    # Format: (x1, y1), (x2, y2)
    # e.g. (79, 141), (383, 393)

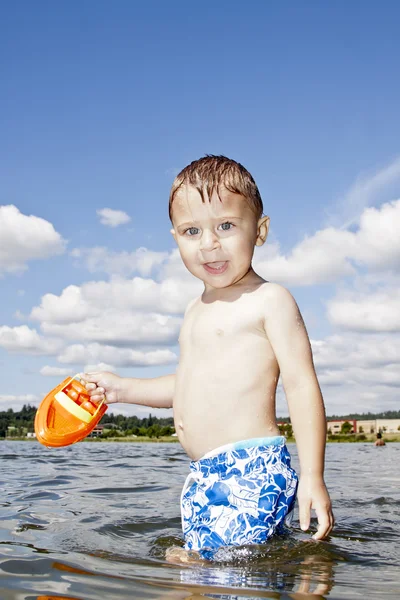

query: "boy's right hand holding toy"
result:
(79, 372), (123, 404)
(79, 372), (175, 409)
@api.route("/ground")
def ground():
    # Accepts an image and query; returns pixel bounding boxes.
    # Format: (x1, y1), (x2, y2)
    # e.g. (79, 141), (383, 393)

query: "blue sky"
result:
(1, 1), (400, 418)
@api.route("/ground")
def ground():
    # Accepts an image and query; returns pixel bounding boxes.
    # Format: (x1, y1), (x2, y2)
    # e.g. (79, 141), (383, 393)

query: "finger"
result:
(327, 506), (335, 533)
(84, 383), (97, 391)
(87, 387), (104, 398)
(314, 583), (330, 595)
(326, 509), (335, 537)
(79, 372), (101, 384)
(299, 499), (311, 531)
(312, 505), (332, 540)
(89, 392), (106, 404)
(87, 387), (105, 395)
(297, 578), (310, 594)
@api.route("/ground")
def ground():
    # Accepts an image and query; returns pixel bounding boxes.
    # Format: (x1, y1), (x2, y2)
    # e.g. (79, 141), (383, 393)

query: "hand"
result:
(297, 475), (334, 540)
(79, 371), (122, 404)
(295, 554), (334, 596)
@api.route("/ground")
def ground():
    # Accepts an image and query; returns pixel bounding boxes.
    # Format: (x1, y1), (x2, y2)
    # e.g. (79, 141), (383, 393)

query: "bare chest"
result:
(179, 298), (265, 350)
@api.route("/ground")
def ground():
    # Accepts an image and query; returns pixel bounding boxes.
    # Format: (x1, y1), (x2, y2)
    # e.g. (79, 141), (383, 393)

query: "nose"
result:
(199, 229), (220, 252)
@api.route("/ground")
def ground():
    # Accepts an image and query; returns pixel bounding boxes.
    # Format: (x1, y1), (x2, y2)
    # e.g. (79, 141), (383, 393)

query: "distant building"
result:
(327, 419), (357, 434)
(6, 426), (27, 438)
(89, 425), (104, 437)
(355, 419), (375, 433)
(327, 418), (400, 435)
(356, 419), (400, 434)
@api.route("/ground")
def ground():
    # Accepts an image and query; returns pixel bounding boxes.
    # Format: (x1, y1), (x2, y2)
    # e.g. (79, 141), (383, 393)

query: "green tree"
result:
(160, 425), (174, 437)
(341, 421), (353, 434)
(147, 424), (161, 438)
(285, 424), (293, 438)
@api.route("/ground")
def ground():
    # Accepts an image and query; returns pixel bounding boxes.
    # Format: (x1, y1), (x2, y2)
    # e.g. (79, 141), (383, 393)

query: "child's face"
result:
(170, 184), (269, 291)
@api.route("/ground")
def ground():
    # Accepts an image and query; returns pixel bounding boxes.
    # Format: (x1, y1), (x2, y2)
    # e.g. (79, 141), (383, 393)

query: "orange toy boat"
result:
(35, 375), (107, 447)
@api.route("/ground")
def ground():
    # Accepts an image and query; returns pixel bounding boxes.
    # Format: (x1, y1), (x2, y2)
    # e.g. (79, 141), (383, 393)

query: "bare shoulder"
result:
(258, 282), (299, 315)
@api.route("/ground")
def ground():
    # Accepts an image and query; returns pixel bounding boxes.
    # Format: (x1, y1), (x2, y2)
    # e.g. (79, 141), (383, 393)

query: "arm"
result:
(80, 372), (175, 409)
(119, 374), (175, 408)
(263, 285), (334, 540)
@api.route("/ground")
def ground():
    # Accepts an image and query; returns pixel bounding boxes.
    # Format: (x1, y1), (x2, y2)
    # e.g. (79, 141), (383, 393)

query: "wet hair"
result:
(169, 155), (263, 221)
(377, 432), (382, 439)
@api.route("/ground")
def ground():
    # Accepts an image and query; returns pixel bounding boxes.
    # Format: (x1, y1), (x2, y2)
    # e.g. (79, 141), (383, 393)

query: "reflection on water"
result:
(0, 441), (399, 599)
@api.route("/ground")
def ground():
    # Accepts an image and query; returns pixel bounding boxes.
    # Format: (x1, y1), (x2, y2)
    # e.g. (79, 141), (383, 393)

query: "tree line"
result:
(2, 405), (399, 439)
(328, 410), (400, 420)
(99, 411), (175, 438)
(0, 405), (175, 439)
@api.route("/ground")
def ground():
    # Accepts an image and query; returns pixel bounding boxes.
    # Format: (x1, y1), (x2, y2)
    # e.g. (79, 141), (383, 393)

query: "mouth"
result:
(203, 261), (228, 275)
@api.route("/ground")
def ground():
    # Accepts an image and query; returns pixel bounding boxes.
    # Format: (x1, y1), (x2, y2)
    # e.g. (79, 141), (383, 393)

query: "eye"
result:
(184, 227), (200, 236)
(219, 222), (234, 231)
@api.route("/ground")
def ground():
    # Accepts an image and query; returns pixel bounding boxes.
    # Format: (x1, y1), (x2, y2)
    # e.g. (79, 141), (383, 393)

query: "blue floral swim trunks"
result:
(181, 436), (298, 556)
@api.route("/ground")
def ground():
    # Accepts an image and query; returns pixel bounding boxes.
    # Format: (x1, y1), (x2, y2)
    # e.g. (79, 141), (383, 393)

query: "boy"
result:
(81, 155), (334, 558)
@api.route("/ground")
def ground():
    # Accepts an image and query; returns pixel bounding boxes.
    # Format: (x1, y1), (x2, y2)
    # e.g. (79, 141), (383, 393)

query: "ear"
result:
(255, 216), (270, 246)
(170, 228), (177, 243)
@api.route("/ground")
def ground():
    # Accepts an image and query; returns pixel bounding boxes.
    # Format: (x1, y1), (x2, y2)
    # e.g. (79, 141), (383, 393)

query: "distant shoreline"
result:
(3, 434), (400, 444)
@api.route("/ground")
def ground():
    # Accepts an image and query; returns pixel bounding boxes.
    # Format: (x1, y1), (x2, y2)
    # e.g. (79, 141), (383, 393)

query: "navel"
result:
(216, 328), (224, 336)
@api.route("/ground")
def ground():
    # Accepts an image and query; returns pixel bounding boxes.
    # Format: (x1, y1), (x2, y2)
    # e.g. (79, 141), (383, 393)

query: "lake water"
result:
(1, 440), (399, 599)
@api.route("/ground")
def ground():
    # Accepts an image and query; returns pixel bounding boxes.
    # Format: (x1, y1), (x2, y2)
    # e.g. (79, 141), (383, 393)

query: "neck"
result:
(202, 267), (265, 301)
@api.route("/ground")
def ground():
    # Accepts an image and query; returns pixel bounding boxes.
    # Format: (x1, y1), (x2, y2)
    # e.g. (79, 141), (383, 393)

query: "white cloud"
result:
(28, 282), (184, 346)
(0, 205), (66, 275)
(71, 245), (196, 284)
(322, 383), (399, 417)
(0, 394), (39, 411)
(254, 233), (356, 285)
(327, 288), (400, 332)
(40, 312), (181, 346)
(0, 325), (61, 355)
(58, 343), (177, 367)
(319, 364), (400, 388)
(310, 332), (400, 415)
(311, 333), (400, 369)
(71, 246), (169, 276)
(96, 208), (131, 228)
(351, 200), (400, 270)
(40, 366), (71, 377)
(255, 199), (400, 286)
(329, 155), (400, 228)
(82, 362), (115, 373)
(31, 270), (200, 323)
(30, 285), (92, 324)
(2, 253), (198, 367)
(26, 263), (202, 353)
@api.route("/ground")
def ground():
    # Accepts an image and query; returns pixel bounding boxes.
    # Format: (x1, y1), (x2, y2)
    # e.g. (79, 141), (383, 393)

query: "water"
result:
(1, 441), (399, 599)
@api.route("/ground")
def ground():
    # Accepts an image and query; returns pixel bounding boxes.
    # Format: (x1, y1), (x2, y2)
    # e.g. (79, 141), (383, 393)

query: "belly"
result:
(173, 352), (280, 459)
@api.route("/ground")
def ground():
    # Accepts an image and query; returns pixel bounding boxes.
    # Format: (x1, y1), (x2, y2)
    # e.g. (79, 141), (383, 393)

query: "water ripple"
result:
(0, 441), (399, 599)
